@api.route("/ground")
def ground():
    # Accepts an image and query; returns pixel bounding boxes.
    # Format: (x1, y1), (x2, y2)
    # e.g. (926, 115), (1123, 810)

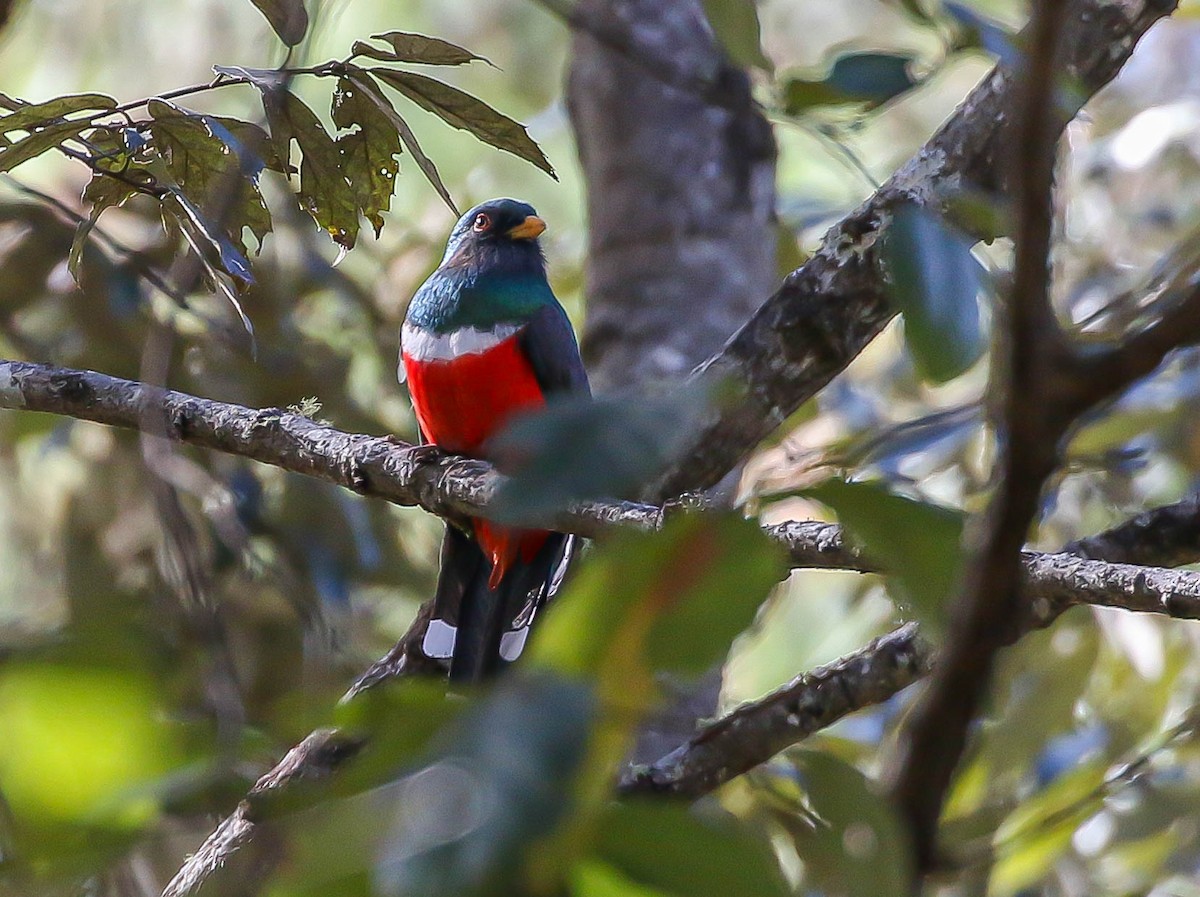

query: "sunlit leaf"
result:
(371, 68), (555, 178)
(0, 662), (182, 828)
(0, 93), (115, 134)
(700, 0), (773, 72)
(881, 202), (988, 383)
(989, 762), (1107, 897)
(785, 52), (918, 113)
(806, 479), (964, 636)
(572, 859), (674, 897)
(332, 76), (402, 237)
(528, 514), (786, 678)
(348, 69), (459, 215)
(261, 89), (360, 248)
(246, 0), (308, 46)
(356, 31), (493, 66)
(786, 751), (912, 897)
(0, 119), (96, 173)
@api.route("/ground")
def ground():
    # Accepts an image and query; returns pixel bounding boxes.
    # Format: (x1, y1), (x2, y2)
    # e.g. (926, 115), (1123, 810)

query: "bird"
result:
(399, 198), (589, 682)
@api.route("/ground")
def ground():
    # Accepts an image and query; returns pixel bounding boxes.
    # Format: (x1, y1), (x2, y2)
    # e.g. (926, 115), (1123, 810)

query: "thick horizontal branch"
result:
(652, 0), (1178, 498)
(0, 359), (661, 539)
(9, 356), (1198, 624)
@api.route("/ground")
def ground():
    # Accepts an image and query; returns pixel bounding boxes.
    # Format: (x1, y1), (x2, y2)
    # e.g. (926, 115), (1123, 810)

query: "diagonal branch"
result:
(1066, 492), (1200, 567)
(650, 0), (1178, 499)
(622, 548), (1200, 798)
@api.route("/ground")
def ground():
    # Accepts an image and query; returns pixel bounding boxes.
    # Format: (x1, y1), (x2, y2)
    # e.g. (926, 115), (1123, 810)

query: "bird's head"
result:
(440, 198), (547, 273)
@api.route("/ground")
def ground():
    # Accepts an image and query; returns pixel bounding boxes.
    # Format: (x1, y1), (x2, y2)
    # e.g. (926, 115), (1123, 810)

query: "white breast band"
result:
(401, 321), (523, 363)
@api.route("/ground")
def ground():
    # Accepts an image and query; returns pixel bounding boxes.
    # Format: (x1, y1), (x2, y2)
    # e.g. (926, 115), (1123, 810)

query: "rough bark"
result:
(566, 0), (778, 761)
(567, 0), (777, 393)
(8, 358), (1200, 891)
(650, 0), (1180, 499)
(623, 547), (1200, 798)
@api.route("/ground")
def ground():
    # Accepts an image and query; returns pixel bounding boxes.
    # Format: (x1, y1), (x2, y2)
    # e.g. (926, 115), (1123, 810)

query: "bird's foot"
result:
(403, 442), (445, 467)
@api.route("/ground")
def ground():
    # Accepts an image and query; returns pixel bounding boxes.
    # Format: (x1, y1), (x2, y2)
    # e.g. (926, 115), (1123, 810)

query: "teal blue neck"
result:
(407, 263), (557, 333)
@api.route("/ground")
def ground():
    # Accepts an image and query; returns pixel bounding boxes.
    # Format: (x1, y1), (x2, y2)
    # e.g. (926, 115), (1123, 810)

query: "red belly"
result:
(402, 334), (548, 587)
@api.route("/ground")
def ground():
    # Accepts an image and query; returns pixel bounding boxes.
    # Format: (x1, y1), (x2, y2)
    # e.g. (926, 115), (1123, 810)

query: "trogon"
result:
(400, 198), (589, 682)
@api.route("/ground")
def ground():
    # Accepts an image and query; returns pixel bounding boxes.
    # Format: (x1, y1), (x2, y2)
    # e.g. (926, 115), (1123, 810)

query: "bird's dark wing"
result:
(520, 302), (590, 397)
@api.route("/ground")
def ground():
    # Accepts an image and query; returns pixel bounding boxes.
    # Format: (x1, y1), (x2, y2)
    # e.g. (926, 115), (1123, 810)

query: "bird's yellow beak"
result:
(507, 215), (546, 240)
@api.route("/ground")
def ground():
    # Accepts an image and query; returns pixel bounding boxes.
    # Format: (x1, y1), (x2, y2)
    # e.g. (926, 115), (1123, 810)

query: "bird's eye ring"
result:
(472, 213), (491, 232)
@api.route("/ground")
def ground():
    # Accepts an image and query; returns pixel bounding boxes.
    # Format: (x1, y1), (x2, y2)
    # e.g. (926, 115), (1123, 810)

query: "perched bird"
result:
(400, 198), (589, 682)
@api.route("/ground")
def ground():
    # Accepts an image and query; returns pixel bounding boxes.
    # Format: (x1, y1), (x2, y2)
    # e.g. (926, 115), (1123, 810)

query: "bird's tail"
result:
(421, 525), (574, 683)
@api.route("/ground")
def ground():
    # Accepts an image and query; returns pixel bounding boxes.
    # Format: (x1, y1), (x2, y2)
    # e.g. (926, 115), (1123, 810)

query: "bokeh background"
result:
(3, 1), (1200, 895)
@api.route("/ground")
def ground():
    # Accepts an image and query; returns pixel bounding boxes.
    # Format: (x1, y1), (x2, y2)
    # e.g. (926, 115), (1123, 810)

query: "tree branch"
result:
(7, 357), (1200, 891)
(649, 0), (1178, 499)
(1066, 492), (1200, 567)
(887, 0), (1075, 871)
(0, 359), (662, 539)
(620, 546), (1200, 798)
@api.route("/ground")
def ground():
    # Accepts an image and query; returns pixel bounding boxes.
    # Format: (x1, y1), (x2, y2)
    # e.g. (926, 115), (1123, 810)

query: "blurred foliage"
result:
(0, 1), (1199, 896)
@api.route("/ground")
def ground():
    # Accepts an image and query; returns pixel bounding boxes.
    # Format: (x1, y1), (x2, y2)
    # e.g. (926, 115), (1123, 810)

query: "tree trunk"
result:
(566, 0), (778, 761)
(567, 0), (777, 394)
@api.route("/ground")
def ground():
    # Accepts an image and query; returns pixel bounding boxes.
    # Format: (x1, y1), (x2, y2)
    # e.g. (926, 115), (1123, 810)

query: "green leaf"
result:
(347, 70), (458, 216)
(786, 751), (913, 897)
(988, 761), (1107, 897)
(371, 68), (555, 178)
(784, 52), (917, 113)
(371, 677), (595, 897)
(246, 0), (308, 46)
(700, 0), (773, 72)
(356, 31), (493, 66)
(572, 860), (674, 897)
(0, 119), (95, 173)
(881, 202), (988, 383)
(528, 514), (787, 678)
(583, 801), (789, 897)
(0, 661), (182, 828)
(261, 89), (360, 248)
(0, 92), (116, 134)
(491, 384), (712, 524)
(331, 76), (402, 238)
(148, 100), (273, 255)
(806, 479), (964, 637)
(69, 175), (137, 284)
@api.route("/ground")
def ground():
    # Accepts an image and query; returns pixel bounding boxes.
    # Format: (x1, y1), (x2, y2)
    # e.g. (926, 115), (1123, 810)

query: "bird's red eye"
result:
(472, 213), (491, 232)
